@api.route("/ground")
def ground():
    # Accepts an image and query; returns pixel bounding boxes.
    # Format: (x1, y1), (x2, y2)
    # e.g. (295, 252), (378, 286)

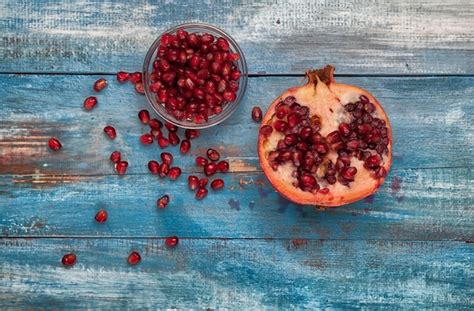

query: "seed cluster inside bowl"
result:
(147, 29), (242, 124)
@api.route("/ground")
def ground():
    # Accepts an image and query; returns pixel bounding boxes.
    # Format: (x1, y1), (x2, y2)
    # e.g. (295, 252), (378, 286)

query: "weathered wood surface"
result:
(0, 238), (472, 309)
(1, 0), (473, 74)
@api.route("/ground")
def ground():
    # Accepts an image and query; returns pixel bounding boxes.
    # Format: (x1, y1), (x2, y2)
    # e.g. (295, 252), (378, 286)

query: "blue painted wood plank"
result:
(1, 168), (472, 239)
(0, 238), (471, 309)
(1, 0), (473, 74)
(1, 75), (472, 177)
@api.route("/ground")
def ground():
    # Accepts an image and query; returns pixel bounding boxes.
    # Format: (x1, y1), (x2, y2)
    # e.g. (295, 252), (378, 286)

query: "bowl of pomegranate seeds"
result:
(143, 23), (248, 129)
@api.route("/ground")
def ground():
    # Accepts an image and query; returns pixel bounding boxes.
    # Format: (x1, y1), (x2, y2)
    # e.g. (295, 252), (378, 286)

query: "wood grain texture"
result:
(1, 75), (473, 176)
(1, 168), (472, 240)
(1, 0), (473, 74)
(0, 238), (472, 309)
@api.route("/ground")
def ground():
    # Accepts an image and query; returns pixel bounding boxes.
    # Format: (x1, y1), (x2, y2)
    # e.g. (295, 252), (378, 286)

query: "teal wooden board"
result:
(1, 75), (473, 177)
(1, 0), (473, 74)
(0, 238), (472, 309)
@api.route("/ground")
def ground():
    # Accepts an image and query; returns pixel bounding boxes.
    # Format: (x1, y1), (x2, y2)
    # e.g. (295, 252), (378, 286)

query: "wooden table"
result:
(1, 1), (472, 309)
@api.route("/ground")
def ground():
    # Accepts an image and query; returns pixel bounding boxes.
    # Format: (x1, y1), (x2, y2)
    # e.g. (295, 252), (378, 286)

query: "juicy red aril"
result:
(199, 178), (209, 188)
(375, 166), (387, 178)
(206, 148), (220, 161)
(138, 110), (150, 124)
(148, 160), (160, 174)
(365, 154), (382, 168)
(185, 129), (200, 139)
(129, 72), (142, 84)
(93, 78), (108, 92)
(127, 251), (141, 265)
(273, 120), (288, 132)
(252, 106), (263, 122)
(117, 71), (129, 83)
(61, 253), (77, 266)
(158, 136), (170, 148)
(160, 152), (173, 165)
(196, 156), (208, 166)
(135, 83), (145, 94)
(211, 179), (224, 190)
(168, 132), (180, 145)
(116, 161), (128, 175)
(95, 209), (108, 223)
(180, 139), (191, 154)
(217, 160), (229, 172)
(165, 121), (178, 132)
(48, 138), (62, 150)
(168, 167), (182, 180)
(260, 125), (273, 137)
(326, 131), (342, 144)
(341, 166), (357, 180)
(204, 162), (218, 176)
(140, 133), (154, 145)
(103, 125), (117, 140)
(159, 163), (170, 178)
(110, 151), (121, 163)
(338, 123), (352, 137)
(188, 175), (199, 190)
(196, 188), (208, 200)
(149, 119), (162, 129)
(83, 96), (98, 110)
(157, 194), (170, 209)
(165, 236), (179, 247)
(314, 142), (329, 154)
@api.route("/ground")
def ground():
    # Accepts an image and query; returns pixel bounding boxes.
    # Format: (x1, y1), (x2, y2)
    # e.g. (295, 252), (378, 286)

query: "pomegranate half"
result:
(258, 66), (392, 206)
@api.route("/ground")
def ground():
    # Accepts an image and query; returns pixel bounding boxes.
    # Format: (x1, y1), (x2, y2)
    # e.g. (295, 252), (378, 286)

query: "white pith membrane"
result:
(258, 66), (392, 206)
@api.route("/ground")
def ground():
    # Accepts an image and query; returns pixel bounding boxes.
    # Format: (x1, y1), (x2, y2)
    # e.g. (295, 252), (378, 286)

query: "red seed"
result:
(230, 70), (241, 81)
(180, 139), (191, 154)
(134, 82), (145, 94)
(319, 188), (330, 194)
(129, 72), (142, 84)
(48, 137), (62, 150)
(94, 209), (108, 223)
(365, 154), (382, 168)
(252, 107), (263, 122)
(227, 53), (240, 61)
(83, 96), (98, 110)
(188, 175), (199, 190)
(116, 71), (129, 83)
(103, 125), (117, 140)
(138, 110), (150, 124)
(160, 152), (173, 165)
(216, 37), (229, 51)
(326, 131), (342, 144)
(157, 194), (170, 209)
(259, 125), (273, 137)
(195, 188), (208, 200)
(375, 166), (387, 178)
(110, 151), (121, 163)
(204, 162), (218, 176)
(148, 160), (160, 174)
(158, 136), (170, 148)
(140, 133), (154, 145)
(115, 161), (128, 175)
(149, 118), (163, 129)
(314, 142), (329, 154)
(165, 236), (179, 247)
(341, 166), (357, 180)
(211, 178), (224, 190)
(196, 156), (208, 167)
(185, 129), (200, 139)
(168, 167), (182, 180)
(206, 148), (220, 161)
(61, 253), (77, 267)
(338, 122), (352, 137)
(127, 251), (141, 265)
(168, 132), (180, 145)
(199, 178), (208, 188)
(93, 78), (108, 92)
(165, 121), (178, 132)
(217, 160), (229, 172)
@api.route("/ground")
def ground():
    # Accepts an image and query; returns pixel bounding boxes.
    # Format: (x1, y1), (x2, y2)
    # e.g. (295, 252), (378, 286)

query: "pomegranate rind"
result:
(258, 66), (392, 207)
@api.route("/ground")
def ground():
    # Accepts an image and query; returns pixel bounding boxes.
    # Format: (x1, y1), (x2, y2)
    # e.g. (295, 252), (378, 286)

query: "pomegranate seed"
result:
(138, 110), (150, 124)
(48, 138), (62, 150)
(196, 188), (208, 200)
(260, 125), (273, 137)
(341, 166), (357, 180)
(158, 136), (170, 148)
(184, 129), (200, 140)
(365, 154), (382, 168)
(103, 125), (117, 140)
(338, 123), (352, 137)
(211, 179), (224, 190)
(157, 194), (170, 209)
(134, 82), (145, 94)
(61, 253), (76, 267)
(188, 175), (199, 190)
(140, 133), (154, 145)
(326, 131), (342, 144)
(273, 120), (288, 132)
(110, 151), (121, 163)
(359, 95), (369, 104)
(227, 53), (240, 61)
(127, 251), (141, 265)
(206, 148), (220, 161)
(180, 139), (191, 154)
(375, 166), (387, 178)
(116, 71), (129, 83)
(165, 236), (179, 247)
(95, 209), (108, 223)
(216, 37), (229, 51)
(83, 96), (98, 110)
(204, 162), (218, 176)
(165, 121), (178, 132)
(252, 107), (263, 122)
(93, 78), (108, 92)
(115, 161), (128, 175)
(160, 152), (173, 165)
(314, 142), (329, 154)
(148, 160), (160, 174)
(149, 119), (163, 129)
(168, 167), (182, 180)
(129, 72), (142, 84)
(196, 156), (208, 166)
(149, 81), (162, 93)
(319, 188), (330, 194)
(217, 161), (229, 172)
(168, 132), (180, 145)
(230, 70), (241, 81)
(159, 163), (169, 178)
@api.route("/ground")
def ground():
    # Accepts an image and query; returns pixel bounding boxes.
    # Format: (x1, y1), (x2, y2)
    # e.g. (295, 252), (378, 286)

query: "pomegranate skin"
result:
(257, 66), (392, 207)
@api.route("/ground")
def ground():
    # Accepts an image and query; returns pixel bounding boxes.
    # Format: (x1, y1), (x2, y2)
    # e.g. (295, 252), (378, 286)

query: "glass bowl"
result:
(143, 23), (248, 129)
